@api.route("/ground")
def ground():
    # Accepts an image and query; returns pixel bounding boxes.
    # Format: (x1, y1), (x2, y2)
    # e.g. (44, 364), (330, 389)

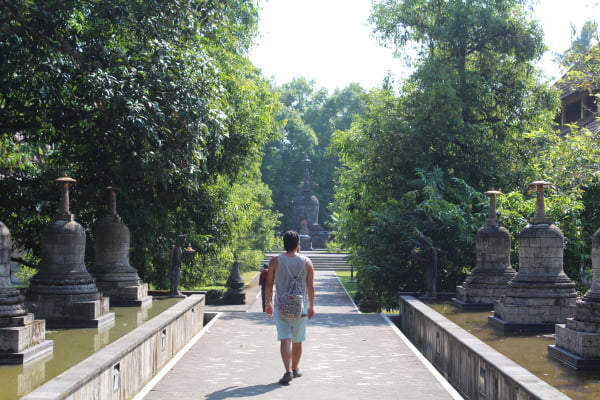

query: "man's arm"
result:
(265, 256), (278, 317)
(306, 259), (315, 320)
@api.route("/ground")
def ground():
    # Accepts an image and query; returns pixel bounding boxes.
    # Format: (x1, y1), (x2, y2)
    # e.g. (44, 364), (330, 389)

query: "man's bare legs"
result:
(292, 342), (302, 372)
(280, 339), (302, 373)
(280, 339), (292, 372)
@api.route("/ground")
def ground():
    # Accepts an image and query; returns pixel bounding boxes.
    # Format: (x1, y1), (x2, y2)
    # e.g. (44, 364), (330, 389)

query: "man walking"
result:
(265, 230), (315, 385)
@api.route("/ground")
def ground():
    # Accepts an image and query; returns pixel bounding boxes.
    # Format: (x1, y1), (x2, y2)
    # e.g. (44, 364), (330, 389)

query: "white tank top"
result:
(274, 253), (308, 311)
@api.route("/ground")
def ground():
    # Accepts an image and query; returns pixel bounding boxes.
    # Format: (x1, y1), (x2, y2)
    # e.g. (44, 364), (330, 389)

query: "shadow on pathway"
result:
(136, 270), (463, 400)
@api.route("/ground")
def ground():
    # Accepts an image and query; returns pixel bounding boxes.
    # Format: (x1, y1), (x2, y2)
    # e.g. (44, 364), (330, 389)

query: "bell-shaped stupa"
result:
(489, 181), (577, 333)
(0, 221), (53, 364)
(25, 176), (115, 328)
(454, 190), (516, 310)
(550, 227), (600, 369)
(89, 187), (151, 307)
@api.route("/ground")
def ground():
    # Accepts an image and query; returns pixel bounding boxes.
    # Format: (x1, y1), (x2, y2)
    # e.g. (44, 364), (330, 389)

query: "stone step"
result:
(262, 251), (351, 271)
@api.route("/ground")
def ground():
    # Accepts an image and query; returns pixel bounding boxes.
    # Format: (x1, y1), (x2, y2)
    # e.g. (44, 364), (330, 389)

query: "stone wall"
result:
(399, 295), (569, 400)
(21, 294), (205, 400)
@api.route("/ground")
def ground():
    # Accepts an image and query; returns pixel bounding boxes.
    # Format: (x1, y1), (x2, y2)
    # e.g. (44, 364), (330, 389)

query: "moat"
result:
(0, 298), (181, 400)
(430, 302), (600, 400)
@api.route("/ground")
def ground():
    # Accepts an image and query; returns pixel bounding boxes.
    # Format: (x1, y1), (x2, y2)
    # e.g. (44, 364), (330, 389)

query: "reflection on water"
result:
(0, 298), (180, 400)
(429, 302), (600, 400)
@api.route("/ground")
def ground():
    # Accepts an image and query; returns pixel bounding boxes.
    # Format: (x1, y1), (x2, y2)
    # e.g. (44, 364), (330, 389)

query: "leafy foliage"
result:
(554, 22), (600, 284)
(261, 78), (367, 232)
(330, 0), (575, 308)
(0, 0), (280, 288)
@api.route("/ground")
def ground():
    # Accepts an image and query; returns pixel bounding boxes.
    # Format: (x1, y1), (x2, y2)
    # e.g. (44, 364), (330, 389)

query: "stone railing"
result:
(22, 294), (205, 400)
(399, 295), (569, 400)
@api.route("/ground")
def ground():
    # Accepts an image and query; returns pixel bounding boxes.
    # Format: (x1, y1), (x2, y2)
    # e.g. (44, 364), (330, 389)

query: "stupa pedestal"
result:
(549, 228), (600, 369)
(454, 190), (516, 311)
(89, 188), (151, 307)
(489, 181), (577, 333)
(0, 221), (53, 364)
(307, 225), (329, 249)
(25, 176), (115, 328)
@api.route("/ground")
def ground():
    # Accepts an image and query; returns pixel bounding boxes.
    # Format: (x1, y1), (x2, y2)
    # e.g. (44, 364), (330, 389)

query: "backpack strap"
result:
(279, 255), (299, 279)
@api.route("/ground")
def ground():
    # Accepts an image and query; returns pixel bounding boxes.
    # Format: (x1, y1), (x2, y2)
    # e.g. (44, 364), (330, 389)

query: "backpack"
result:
(277, 256), (305, 319)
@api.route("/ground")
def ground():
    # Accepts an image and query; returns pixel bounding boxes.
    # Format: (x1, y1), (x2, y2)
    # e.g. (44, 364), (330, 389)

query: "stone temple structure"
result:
(88, 187), (151, 307)
(549, 227), (600, 369)
(291, 155), (329, 249)
(453, 190), (516, 311)
(489, 181), (578, 333)
(25, 176), (115, 328)
(0, 221), (53, 364)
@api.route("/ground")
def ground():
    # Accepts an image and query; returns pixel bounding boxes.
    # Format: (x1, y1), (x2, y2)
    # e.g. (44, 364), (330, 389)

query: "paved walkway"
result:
(135, 270), (463, 400)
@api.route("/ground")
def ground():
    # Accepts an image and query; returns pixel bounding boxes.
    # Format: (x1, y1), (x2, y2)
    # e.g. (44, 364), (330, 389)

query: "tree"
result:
(305, 83), (367, 229)
(331, 88), (487, 306)
(369, 0), (557, 188)
(554, 20), (598, 68)
(570, 21), (597, 54)
(0, 0), (281, 287)
(261, 78), (367, 232)
(331, 0), (561, 306)
(550, 22), (600, 282)
(261, 88), (318, 230)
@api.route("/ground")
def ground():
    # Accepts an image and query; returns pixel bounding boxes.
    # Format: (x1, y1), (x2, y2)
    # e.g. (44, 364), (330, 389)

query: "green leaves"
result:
(261, 78), (367, 232)
(330, 0), (584, 307)
(0, 0), (281, 288)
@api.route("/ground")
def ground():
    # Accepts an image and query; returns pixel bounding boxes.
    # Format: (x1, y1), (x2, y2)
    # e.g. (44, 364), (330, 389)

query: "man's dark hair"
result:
(283, 230), (300, 252)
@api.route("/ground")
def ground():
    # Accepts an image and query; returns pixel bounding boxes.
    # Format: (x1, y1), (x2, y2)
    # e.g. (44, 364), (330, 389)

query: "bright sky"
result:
(250, 0), (599, 92)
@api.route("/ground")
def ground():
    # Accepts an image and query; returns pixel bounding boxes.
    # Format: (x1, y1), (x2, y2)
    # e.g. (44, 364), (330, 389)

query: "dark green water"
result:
(0, 298), (181, 400)
(429, 303), (600, 400)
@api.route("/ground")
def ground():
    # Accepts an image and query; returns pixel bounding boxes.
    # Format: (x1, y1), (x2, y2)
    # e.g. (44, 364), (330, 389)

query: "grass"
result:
(334, 270), (398, 314)
(335, 270), (358, 300)
(242, 270), (260, 285)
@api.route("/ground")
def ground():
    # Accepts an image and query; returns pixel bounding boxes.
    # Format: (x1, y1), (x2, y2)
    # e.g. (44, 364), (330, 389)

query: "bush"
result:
(14, 265), (37, 287)
(203, 288), (226, 305)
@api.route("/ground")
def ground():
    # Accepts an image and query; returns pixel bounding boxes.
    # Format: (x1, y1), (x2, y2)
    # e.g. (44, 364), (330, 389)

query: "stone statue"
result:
(169, 235), (187, 297)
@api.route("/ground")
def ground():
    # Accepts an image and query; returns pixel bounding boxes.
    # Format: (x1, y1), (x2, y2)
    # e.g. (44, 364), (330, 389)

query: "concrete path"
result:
(135, 270), (463, 400)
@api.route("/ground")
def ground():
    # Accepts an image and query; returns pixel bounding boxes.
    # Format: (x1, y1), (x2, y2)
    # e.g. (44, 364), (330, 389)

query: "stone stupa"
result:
(549, 227), (600, 369)
(489, 181), (577, 333)
(25, 176), (115, 328)
(89, 187), (151, 307)
(453, 190), (516, 311)
(0, 221), (53, 364)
